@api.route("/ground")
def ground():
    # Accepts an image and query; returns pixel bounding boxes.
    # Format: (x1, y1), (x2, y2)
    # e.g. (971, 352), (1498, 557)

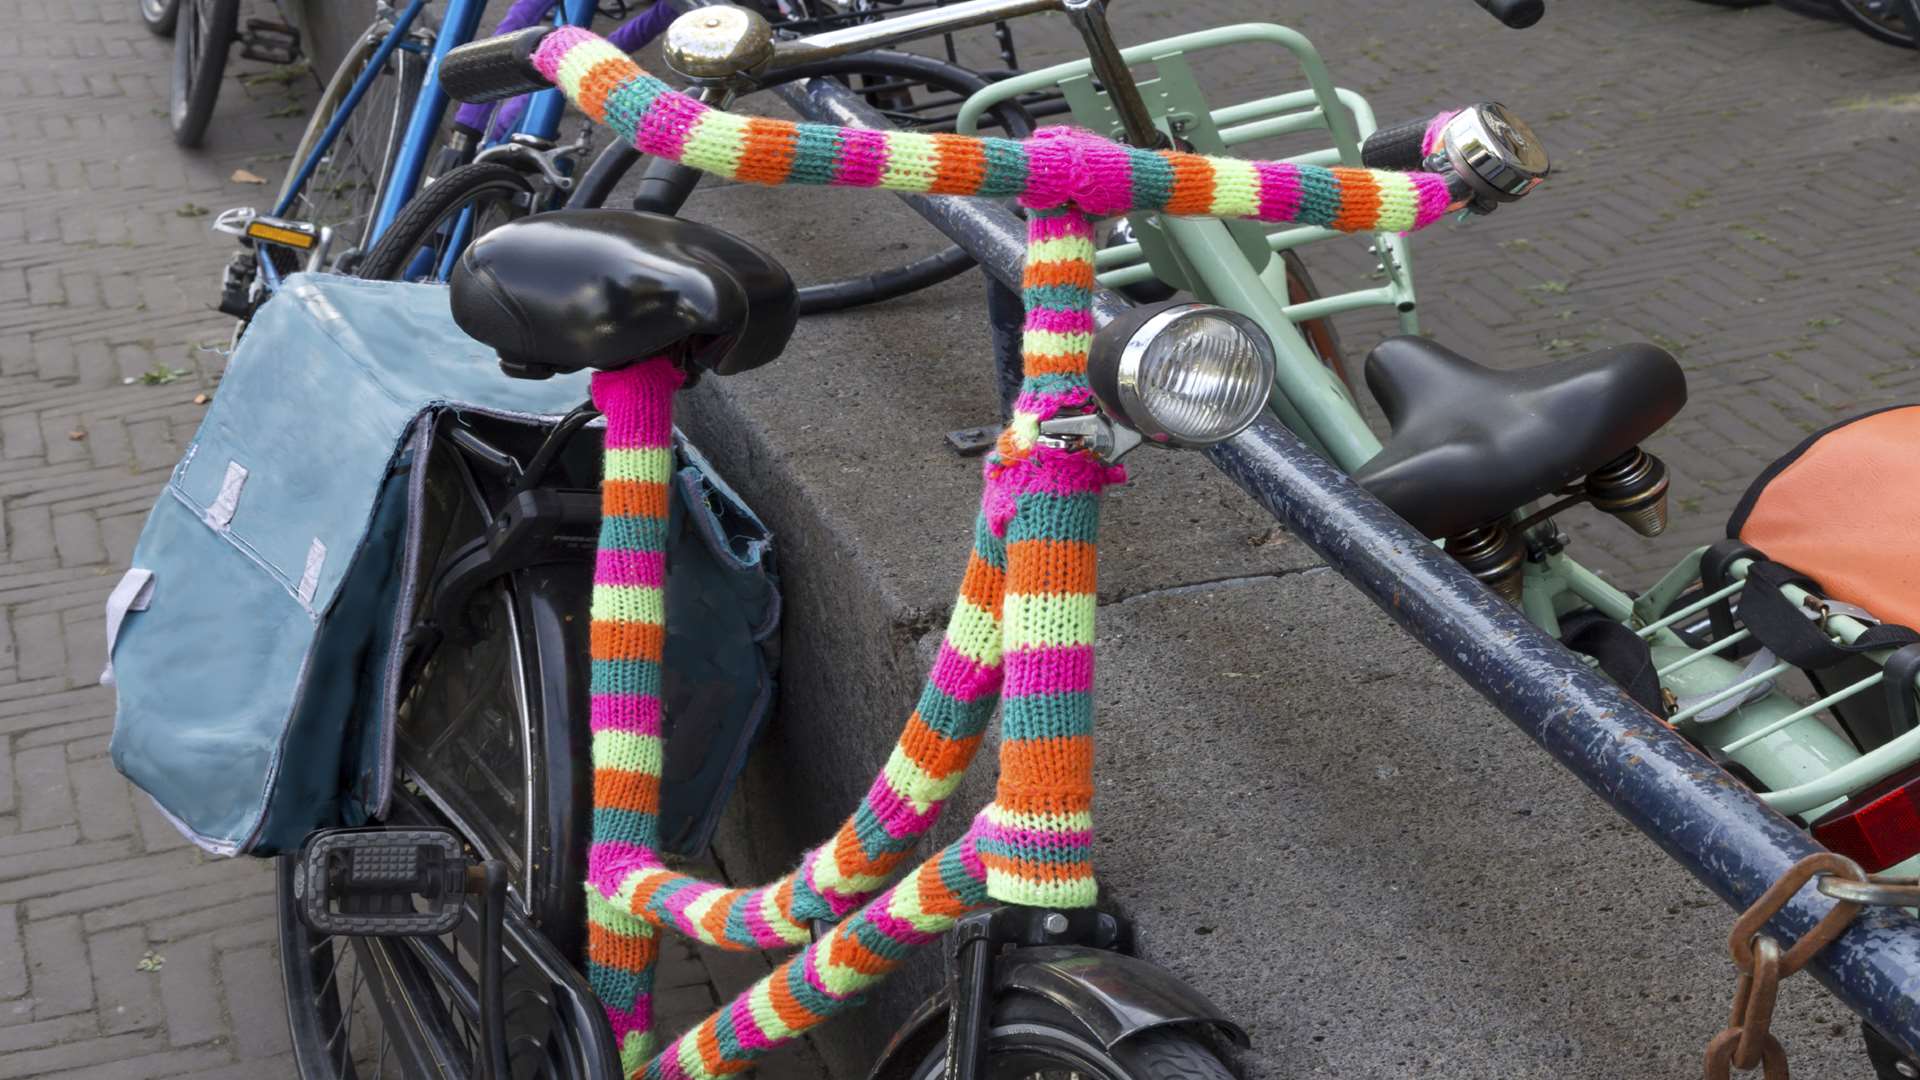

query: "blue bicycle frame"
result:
(259, 0), (597, 291)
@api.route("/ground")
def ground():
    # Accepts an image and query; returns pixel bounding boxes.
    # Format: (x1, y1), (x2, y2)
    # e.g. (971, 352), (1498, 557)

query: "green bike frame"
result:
(957, 22), (1920, 864)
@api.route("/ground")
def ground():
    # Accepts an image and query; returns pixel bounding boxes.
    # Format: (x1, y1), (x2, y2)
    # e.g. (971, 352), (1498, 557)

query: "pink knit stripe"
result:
(1255, 161), (1302, 223)
(1027, 207), (1092, 241)
(605, 1001), (653, 1044)
(833, 127), (888, 187)
(1002, 643), (1094, 697)
(1024, 307), (1095, 334)
(589, 694), (663, 734)
(929, 643), (1002, 703)
(729, 996), (778, 1051)
(740, 898), (786, 949)
(588, 841), (661, 894)
(1421, 109), (1461, 157)
(637, 90), (709, 162)
(863, 777), (945, 839)
(864, 905), (946, 947)
(1413, 173), (1453, 229)
(530, 26), (596, 81)
(595, 548), (666, 588)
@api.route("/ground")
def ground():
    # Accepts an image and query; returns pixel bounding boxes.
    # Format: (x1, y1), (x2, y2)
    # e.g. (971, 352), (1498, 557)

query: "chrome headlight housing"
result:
(1087, 302), (1278, 449)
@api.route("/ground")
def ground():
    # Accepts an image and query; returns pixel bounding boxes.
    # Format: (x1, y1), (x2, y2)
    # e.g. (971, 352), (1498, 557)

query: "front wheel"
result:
(171, 0), (239, 147)
(902, 995), (1236, 1080)
(355, 162), (538, 282)
(1835, 0), (1920, 45)
(140, 0), (180, 36)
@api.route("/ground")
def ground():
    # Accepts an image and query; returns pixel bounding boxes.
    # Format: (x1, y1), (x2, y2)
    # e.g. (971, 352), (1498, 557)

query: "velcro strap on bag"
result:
(1734, 561), (1919, 670)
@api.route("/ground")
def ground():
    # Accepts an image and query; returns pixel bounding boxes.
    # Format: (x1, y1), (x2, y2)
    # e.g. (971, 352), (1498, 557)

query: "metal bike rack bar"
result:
(770, 59), (1920, 1060)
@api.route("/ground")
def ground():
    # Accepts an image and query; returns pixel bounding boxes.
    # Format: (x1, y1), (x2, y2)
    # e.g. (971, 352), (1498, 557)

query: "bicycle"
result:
(209, 0), (663, 323)
(170, 0), (302, 147)
(258, 0), (1528, 1075)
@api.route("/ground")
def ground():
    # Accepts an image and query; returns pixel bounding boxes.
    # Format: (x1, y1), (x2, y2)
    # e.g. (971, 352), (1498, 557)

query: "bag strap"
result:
(1883, 642), (1920, 737)
(1560, 610), (1664, 716)
(1735, 560), (1920, 669)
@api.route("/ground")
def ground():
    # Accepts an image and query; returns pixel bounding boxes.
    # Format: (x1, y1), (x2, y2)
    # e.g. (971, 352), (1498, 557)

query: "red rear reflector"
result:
(1813, 767), (1920, 873)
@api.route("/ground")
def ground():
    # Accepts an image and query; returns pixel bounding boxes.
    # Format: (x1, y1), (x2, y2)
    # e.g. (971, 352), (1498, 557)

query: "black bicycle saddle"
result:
(1352, 336), (1686, 538)
(449, 209), (798, 380)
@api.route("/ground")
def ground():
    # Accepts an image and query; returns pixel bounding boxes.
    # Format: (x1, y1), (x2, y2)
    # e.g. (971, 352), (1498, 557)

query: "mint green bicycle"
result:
(949, 13), (1920, 901)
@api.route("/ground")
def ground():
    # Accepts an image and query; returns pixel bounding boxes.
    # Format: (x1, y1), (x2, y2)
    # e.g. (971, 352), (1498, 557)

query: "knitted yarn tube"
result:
(583, 206), (1112, 1078)
(543, 18), (1455, 1078)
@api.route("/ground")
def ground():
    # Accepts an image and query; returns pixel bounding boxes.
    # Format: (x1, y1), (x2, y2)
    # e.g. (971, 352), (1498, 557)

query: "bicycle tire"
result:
(140, 0), (180, 36)
(1835, 0), (1919, 44)
(1774, 0), (1845, 20)
(170, 0), (239, 148)
(356, 161), (538, 282)
(277, 27), (425, 274)
(895, 993), (1237, 1080)
(1684, 0), (1769, 6)
(568, 49), (1036, 317)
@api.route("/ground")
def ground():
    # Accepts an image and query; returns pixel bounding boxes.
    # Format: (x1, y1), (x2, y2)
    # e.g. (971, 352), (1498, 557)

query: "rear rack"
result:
(1634, 553), (1920, 819)
(954, 23), (1419, 332)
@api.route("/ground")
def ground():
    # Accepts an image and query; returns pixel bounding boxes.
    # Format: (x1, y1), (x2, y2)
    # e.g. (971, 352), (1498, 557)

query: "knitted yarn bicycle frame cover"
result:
(542, 25), (1452, 1079)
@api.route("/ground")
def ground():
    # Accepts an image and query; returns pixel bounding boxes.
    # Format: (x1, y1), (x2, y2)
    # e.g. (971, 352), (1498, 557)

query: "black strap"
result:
(1702, 539), (1766, 644)
(1735, 561), (1920, 669)
(1561, 610), (1663, 717)
(1884, 643), (1920, 737)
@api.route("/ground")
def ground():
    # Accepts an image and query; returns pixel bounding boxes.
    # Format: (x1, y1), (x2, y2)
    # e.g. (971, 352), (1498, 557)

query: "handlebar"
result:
(1474, 0), (1544, 28)
(439, 26), (553, 104)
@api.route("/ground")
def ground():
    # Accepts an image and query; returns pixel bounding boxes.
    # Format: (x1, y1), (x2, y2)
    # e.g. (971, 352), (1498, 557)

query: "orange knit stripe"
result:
(699, 891), (739, 942)
(827, 930), (891, 976)
(1023, 259), (1097, 291)
(915, 863), (971, 917)
(1162, 151), (1216, 215)
(604, 479), (669, 519)
(695, 1016), (730, 1074)
(736, 116), (798, 186)
(1021, 351), (1088, 377)
(1005, 539), (1098, 595)
(594, 768), (660, 813)
(899, 715), (983, 778)
(929, 133), (987, 195)
(591, 620), (664, 662)
(767, 962), (815, 1029)
(576, 55), (640, 123)
(977, 850), (1087, 883)
(994, 736), (1095, 802)
(627, 873), (678, 915)
(590, 918), (658, 968)
(958, 553), (1006, 613)
(1329, 168), (1383, 233)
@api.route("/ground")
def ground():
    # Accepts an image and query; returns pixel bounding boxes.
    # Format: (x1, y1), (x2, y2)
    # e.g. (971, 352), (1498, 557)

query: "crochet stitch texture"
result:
(534, 23), (1455, 1078)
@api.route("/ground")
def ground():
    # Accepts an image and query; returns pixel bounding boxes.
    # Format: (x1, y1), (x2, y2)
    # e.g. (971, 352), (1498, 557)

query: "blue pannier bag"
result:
(104, 274), (779, 857)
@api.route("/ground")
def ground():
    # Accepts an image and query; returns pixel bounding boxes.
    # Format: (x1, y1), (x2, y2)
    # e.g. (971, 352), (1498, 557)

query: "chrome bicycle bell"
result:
(1436, 103), (1550, 209)
(664, 4), (775, 82)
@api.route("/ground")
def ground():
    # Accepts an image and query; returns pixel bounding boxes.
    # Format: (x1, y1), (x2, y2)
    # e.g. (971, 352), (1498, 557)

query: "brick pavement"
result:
(1, 0), (1917, 1078)
(0, 2), (758, 1077)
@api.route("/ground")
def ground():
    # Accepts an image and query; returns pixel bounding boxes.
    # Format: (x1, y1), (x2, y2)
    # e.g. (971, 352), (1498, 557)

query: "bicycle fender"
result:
(866, 945), (1248, 1080)
(995, 945), (1250, 1049)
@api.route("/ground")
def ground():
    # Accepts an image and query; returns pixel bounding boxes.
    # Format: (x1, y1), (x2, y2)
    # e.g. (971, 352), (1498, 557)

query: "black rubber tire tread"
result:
(356, 161), (536, 282)
(900, 992), (1237, 1080)
(1360, 115), (1432, 171)
(1835, 0), (1919, 45)
(568, 49), (1036, 317)
(171, 0), (239, 148)
(1773, 0), (1845, 20)
(1686, 0), (1769, 6)
(140, 0), (180, 36)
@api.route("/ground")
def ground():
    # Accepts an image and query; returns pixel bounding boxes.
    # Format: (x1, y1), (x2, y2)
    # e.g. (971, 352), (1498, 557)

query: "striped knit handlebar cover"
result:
(529, 27), (1454, 232)
(584, 208), (1111, 1078)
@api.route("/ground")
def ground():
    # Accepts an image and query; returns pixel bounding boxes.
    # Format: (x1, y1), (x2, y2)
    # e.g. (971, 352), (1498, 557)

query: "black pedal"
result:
(216, 250), (258, 320)
(240, 19), (302, 65)
(296, 828), (473, 937)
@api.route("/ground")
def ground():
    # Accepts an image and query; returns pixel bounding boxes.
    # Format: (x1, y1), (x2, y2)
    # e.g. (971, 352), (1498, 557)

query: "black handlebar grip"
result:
(1473, 0), (1544, 27)
(1361, 117), (1434, 171)
(439, 27), (555, 104)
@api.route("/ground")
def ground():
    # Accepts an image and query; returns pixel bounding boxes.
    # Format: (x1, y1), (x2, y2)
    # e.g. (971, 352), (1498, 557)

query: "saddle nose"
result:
(449, 209), (798, 380)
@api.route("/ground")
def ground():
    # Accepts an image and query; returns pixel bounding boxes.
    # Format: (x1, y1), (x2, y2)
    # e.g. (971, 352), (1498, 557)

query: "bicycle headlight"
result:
(1087, 302), (1277, 448)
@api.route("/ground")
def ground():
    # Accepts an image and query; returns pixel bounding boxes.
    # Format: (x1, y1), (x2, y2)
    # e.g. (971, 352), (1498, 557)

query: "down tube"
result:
(369, 0), (491, 244)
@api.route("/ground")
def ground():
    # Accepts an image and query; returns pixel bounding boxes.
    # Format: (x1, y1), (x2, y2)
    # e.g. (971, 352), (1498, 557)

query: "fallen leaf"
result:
(231, 168), (267, 185)
(67, 429), (86, 441)
(193, 393), (211, 405)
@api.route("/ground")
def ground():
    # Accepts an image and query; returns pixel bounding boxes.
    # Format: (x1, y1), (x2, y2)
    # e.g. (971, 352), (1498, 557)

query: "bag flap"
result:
(1732, 404), (1920, 629)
